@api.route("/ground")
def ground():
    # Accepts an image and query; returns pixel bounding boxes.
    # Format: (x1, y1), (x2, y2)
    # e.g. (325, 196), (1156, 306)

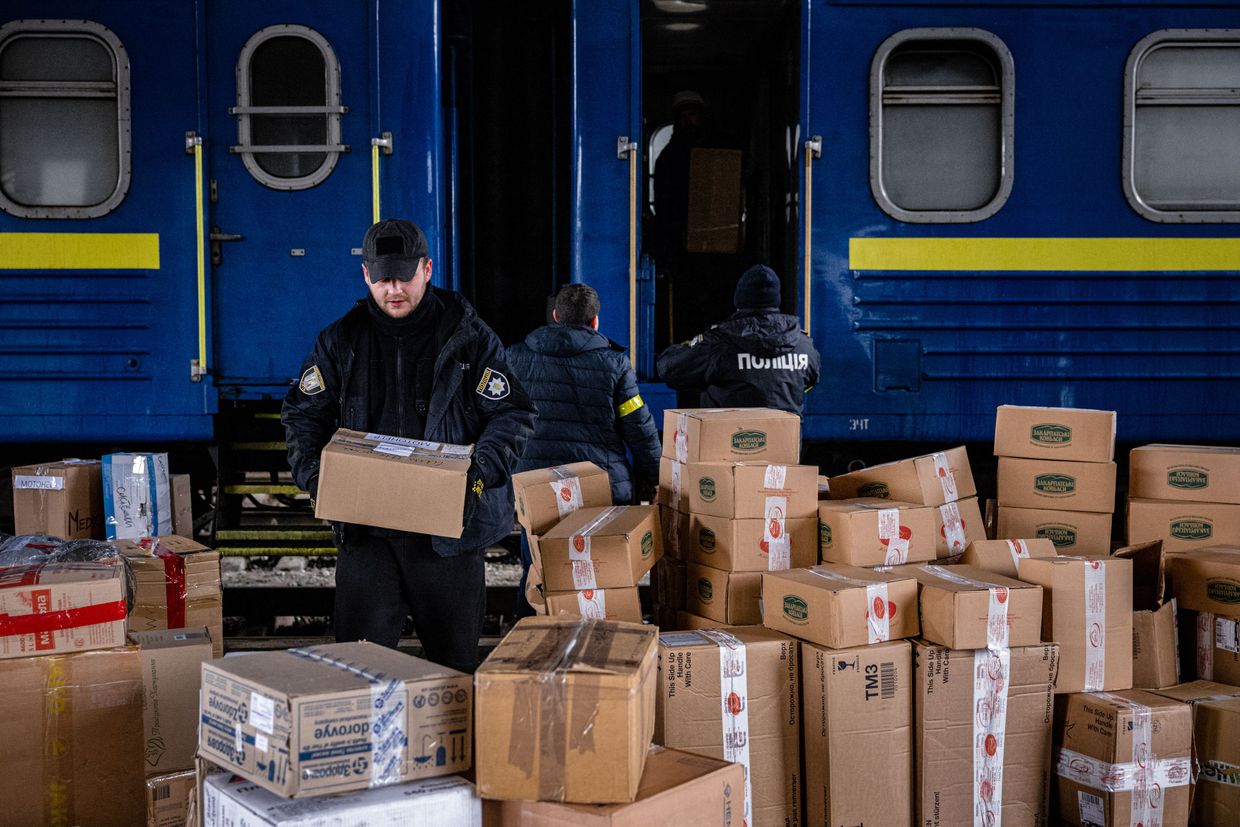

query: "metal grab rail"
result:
(186, 132), (207, 381)
(803, 135), (822, 335)
(618, 136), (639, 368)
(371, 133), (392, 223)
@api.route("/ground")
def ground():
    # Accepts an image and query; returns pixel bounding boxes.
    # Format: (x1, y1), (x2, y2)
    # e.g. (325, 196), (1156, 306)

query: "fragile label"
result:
(674, 413), (689, 463)
(932, 452), (958, 501)
(1006, 540), (1030, 572)
(1083, 561), (1107, 692)
(763, 464), (787, 490)
(940, 501), (966, 554)
(549, 476), (584, 519)
(866, 582), (891, 644)
(878, 508), (909, 564)
(577, 589), (607, 620)
(764, 495), (790, 571)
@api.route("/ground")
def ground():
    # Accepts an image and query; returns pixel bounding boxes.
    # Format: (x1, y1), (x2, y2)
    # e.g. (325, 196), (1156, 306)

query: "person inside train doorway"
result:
(281, 219), (535, 673)
(506, 283), (661, 617)
(656, 264), (820, 415)
(652, 89), (709, 262)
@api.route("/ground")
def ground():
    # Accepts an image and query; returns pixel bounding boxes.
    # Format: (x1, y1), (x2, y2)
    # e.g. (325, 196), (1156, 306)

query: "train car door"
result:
(0, 2), (213, 441)
(204, 1), (443, 395)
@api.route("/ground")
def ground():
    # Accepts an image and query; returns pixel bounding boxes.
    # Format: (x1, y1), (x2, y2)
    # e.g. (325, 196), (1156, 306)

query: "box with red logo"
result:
(1053, 690), (1192, 827)
(661, 408), (801, 464)
(961, 538), (1058, 579)
(115, 536), (224, 659)
(544, 587), (643, 623)
(899, 564), (1043, 650)
(687, 513), (817, 572)
(0, 560), (128, 659)
(513, 462), (612, 536)
(684, 462), (817, 520)
(817, 499), (938, 567)
(827, 446), (976, 506)
(683, 563), (762, 625)
(761, 564), (919, 649)
(655, 627), (801, 827)
(933, 496), (987, 558)
(540, 506), (662, 593)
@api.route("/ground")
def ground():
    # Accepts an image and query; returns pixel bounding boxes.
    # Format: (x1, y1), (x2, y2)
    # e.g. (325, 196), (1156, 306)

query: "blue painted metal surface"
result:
(800, 0), (1240, 443)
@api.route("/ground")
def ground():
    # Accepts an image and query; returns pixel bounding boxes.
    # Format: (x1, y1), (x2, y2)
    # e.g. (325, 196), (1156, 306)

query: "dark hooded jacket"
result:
(657, 309), (820, 415)
(507, 324), (661, 504)
(281, 287), (536, 556)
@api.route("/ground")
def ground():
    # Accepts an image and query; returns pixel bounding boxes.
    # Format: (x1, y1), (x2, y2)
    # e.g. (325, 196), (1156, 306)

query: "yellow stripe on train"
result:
(0, 232), (160, 269)
(848, 237), (1240, 272)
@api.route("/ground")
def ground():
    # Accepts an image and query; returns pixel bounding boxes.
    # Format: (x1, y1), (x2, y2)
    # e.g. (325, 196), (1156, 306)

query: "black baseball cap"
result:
(362, 219), (429, 282)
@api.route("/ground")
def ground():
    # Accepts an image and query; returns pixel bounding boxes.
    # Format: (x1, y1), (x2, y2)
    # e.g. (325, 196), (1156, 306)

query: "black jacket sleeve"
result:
(280, 329), (342, 493)
(804, 333), (822, 391)
(612, 356), (662, 497)
(464, 323), (537, 489)
(656, 331), (716, 391)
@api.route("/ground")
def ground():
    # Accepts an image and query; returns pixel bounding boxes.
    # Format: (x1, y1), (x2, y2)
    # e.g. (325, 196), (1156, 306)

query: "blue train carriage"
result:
(798, 0), (1240, 443)
(0, 1), (443, 443)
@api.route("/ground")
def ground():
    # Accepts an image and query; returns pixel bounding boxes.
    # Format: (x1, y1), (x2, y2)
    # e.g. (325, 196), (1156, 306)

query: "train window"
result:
(1125, 31), (1240, 223)
(0, 20), (131, 219)
(233, 25), (345, 190)
(870, 29), (1014, 223)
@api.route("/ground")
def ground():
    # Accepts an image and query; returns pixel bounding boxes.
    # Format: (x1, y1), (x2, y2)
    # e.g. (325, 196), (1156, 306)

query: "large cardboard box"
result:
(1190, 698), (1240, 827)
(962, 537), (1058, 579)
(658, 504), (689, 560)
(685, 461), (818, 519)
(1053, 691), (1192, 827)
(684, 563), (762, 625)
(203, 773), (481, 826)
(1127, 498), (1240, 553)
(540, 505), (662, 592)
(827, 445), (976, 506)
(761, 564), (919, 648)
(915, 641), (1059, 827)
(817, 498), (938, 566)
(475, 617), (658, 804)
(314, 429), (473, 538)
(1018, 556), (1134, 693)
(199, 642), (472, 798)
(11, 459), (103, 539)
(656, 627), (800, 827)
(1194, 611), (1240, 685)
(994, 405), (1116, 462)
(802, 640), (912, 827)
(131, 627), (214, 776)
(482, 746), (744, 827)
(1129, 443), (1240, 504)
(119, 536), (224, 659)
(103, 451), (172, 540)
(146, 770), (195, 827)
(513, 462), (612, 535)
(1115, 540), (1180, 690)
(901, 564), (1043, 649)
(0, 559), (128, 658)
(685, 147), (743, 254)
(688, 513), (816, 572)
(1168, 545), (1240, 614)
(171, 473), (193, 538)
(657, 458), (689, 515)
(661, 408), (801, 464)
(997, 457), (1117, 514)
(1147, 678), (1240, 705)
(0, 647), (145, 827)
(651, 556), (685, 611)
(934, 496), (987, 558)
(998, 505), (1113, 556)
(544, 587), (643, 623)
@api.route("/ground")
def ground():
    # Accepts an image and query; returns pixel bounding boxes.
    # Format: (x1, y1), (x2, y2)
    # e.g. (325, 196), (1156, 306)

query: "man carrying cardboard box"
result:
(282, 219), (535, 672)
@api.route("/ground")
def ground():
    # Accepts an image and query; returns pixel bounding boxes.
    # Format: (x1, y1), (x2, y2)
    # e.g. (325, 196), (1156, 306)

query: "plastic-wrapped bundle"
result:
(0, 533), (135, 611)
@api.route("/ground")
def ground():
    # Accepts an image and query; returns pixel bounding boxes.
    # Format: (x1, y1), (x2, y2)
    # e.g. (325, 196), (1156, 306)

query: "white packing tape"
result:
(1198, 612), (1215, 680)
(1055, 748), (1193, 794)
(764, 495), (791, 571)
(1083, 561), (1107, 692)
(972, 647), (1011, 827)
(548, 475), (584, 519)
(13, 475), (64, 491)
(576, 589), (608, 620)
(569, 506), (627, 591)
(763, 464), (788, 490)
(940, 501), (967, 554)
(931, 451), (958, 502)
(699, 629), (752, 827)
(670, 460), (683, 509)
(1201, 760), (1240, 788)
(805, 568), (891, 643)
(1006, 540), (1030, 573)
(1217, 614), (1240, 654)
(674, 412), (689, 463)
(923, 566), (1009, 650)
(878, 508), (909, 565)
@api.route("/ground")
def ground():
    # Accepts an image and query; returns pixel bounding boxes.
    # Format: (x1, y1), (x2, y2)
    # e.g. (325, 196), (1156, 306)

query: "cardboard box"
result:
(827, 445), (976, 506)
(1053, 690), (1192, 827)
(688, 513), (816, 572)
(171, 473), (193, 538)
(658, 504), (689, 561)
(1147, 678), (1240, 705)
(656, 627), (800, 827)
(199, 642), (472, 798)
(146, 770), (195, 827)
(475, 617), (658, 804)
(817, 498), (938, 566)
(1127, 498), (1240, 553)
(962, 537), (1058, 579)
(998, 506), (1113, 556)
(900, 564), (1043, 650)
(934, 496), (987, 558)
(131, 627), (214, 775)
(203, 773), (481, 826)
(1130, 443), (1240, 504)
(119, 537), (224, 659)
(1194, 611), (1240, 685)
(540, 505), (662, 592)
(802, 640), (912, 827)
(11, 458), (103, 539)
(513, 462), (612, 535)
(685, 147), (743, 254)
(651, 556), (685, 612)
(314, 429), (473, 538)
(1192, 698), (1240, 827)
(1115, 540), (1180, 690)
(761, 564), (919, 648)
(661, 408), (801, 464)
(0, 647), (145, 827)
(1168, 546), (1240, 614)
(657, 458), (689, 515)
(997, 457), (1117, 514)
(0, 559), (128, 658)
(103, 451), (172, 540)
(994, 404), (1116, 462)
(684, 563), (762, 625)
(1018, 556), (1134, 693)
(673, 610), (719, 631)
(189, 757), (230, 827)
(685, 461), (818, 520)
(481, 745), (744, 827)
(915, 641), (1059, 827)
(544, 587), (643, 623)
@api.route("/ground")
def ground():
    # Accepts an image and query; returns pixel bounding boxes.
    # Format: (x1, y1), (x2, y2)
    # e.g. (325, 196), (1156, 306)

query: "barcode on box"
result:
(881, 661), (896, 700)
(153, 784), (170, 801)
(1078, 791), (1104, 827)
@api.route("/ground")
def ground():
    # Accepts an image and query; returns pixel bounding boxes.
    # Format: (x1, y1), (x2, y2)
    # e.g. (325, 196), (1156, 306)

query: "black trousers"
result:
(334, 532), (486, 674)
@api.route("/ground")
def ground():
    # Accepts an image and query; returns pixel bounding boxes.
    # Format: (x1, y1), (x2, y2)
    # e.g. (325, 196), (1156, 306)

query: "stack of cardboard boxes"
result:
(1128, 444), (1240, 555)
(994, 405), (1118, 556)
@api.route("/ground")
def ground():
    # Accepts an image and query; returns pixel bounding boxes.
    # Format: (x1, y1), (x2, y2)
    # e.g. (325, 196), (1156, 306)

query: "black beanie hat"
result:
(733, 265), (781, 310)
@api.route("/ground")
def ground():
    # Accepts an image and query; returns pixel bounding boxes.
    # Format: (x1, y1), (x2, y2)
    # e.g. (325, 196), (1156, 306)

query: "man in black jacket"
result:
(281, 219), (535, 672)
(507, 283), (661, 614)
(657, 265), (820, 415)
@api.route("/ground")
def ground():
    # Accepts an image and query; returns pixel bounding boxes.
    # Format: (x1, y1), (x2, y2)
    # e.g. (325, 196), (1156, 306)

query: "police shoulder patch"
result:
(299, 365), (326, 395)
(475, 367), (510, 400)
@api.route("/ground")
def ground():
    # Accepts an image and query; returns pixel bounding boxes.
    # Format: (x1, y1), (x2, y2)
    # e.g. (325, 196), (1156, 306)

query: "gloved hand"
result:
(462, 463), (485, 529)
(307, 474), (320, 502)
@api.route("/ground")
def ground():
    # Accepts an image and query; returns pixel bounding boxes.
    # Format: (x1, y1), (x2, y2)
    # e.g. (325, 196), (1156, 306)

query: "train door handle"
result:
(209, 227), (244, 266)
